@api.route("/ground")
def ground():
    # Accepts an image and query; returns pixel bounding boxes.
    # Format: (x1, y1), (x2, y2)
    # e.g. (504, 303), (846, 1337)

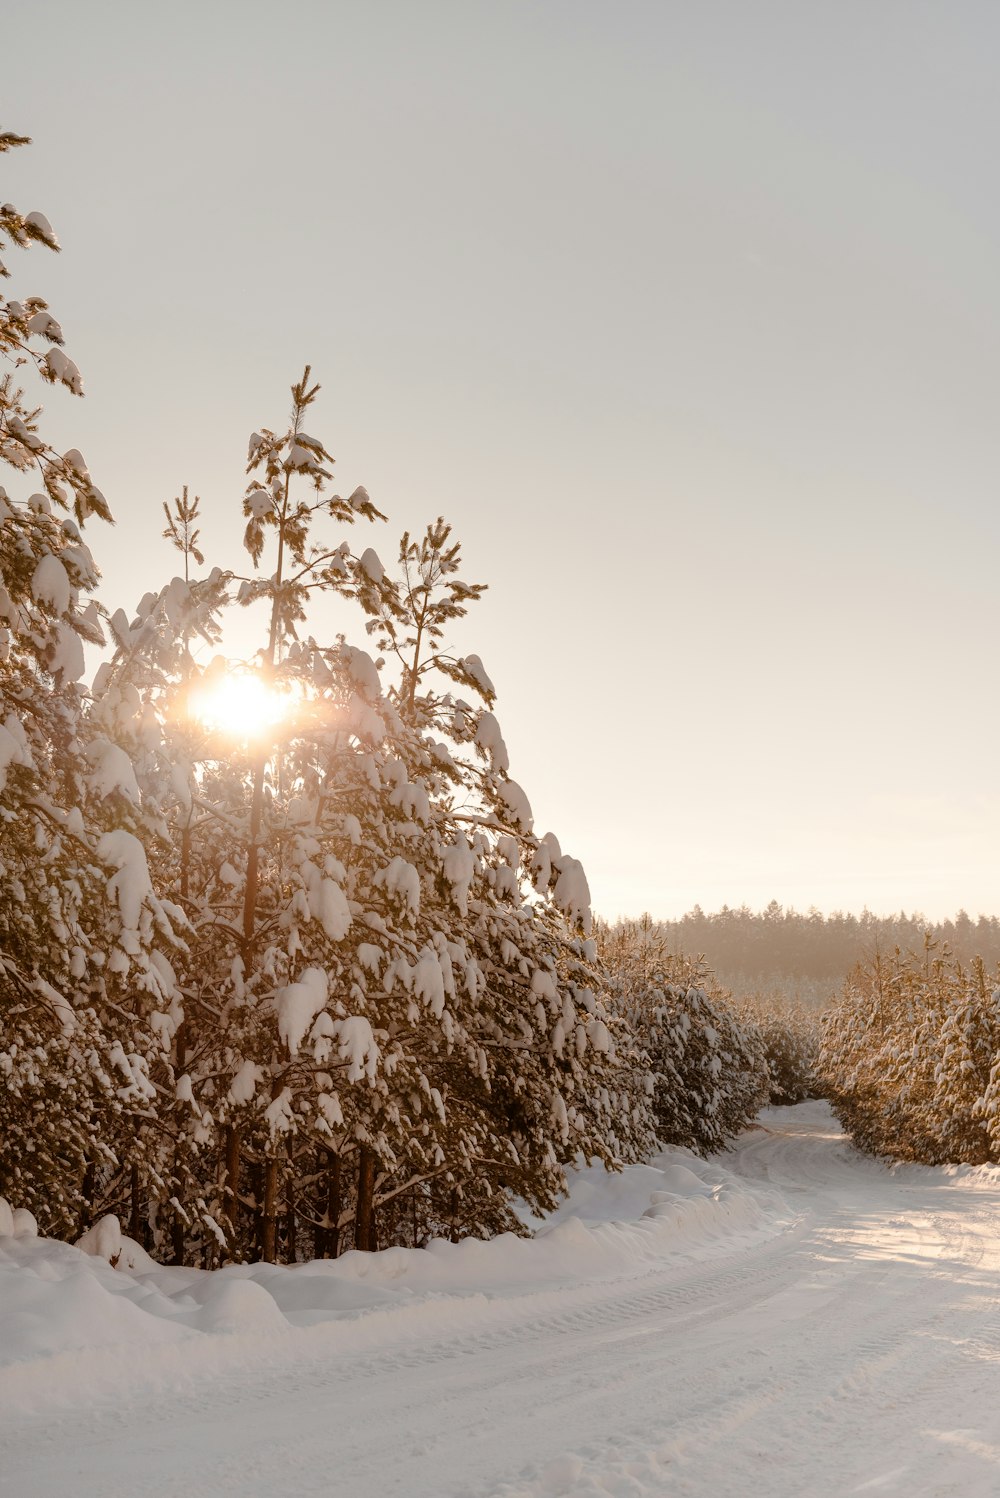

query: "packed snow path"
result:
(7, 1103), (1000, 1497)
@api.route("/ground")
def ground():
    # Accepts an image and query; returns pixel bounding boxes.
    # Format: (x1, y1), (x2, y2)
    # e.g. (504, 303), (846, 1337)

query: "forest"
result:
(644, 904), (1000, 992)
(2, 130), (998, 1276)
(0, 132), (790, 1264)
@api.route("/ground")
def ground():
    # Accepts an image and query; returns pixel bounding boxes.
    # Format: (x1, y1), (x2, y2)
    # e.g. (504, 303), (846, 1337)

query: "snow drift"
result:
(0, 1137), (792, 1403)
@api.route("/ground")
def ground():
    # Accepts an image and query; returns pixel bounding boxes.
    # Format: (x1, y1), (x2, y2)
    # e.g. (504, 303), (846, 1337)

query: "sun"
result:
(188, 670), (295, 741)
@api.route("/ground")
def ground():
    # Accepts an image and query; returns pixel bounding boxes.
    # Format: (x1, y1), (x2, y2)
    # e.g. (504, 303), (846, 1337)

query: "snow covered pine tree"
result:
(821, 940), (1000, 1164)
(0, 132), (185, 1236)
(97, 371), (655, 1262)
(598, 918), (770, 1153)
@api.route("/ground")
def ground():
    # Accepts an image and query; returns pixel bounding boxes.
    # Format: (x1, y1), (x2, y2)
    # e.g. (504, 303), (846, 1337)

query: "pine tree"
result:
(821, 940), (1000, 1164)
(355, 517), (657, 1235)
(0, 132), (183, 1234)
(598, 919), (770, 1153)
(100, 384), (657, 1262)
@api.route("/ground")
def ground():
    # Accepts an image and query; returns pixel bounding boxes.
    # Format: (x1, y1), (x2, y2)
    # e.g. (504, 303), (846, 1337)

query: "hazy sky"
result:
(5, 1), (998, 921)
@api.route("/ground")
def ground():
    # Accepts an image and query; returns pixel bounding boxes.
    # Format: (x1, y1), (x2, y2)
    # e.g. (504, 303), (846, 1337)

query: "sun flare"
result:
(188, 671), (295, 740)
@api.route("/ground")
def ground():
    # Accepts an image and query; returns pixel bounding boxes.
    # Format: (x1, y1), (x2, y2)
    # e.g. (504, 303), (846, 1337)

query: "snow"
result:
(305, 866), (351, 941)
(264, 1088), (294, 1137)
(245, 487), (274, 518)
(332, 1014), (380, 1082)
(276, 967), (329, 1058)
(30, 552), (71, 614)
(12, 1207), (37, 1238)
(48, 619), (86, 680)
(586, 1017), (612, 1054)
(75, 1215), (123, 1266)
(43, 346), (83, 394)
(228, 1059), (263, 1105)
(442, 831), (477, 913)
(34, 977), (76, 1036)
(7, 414), (43, 450)
(376, 854), (421, 916)
(498, 777), (533, 830)
(412, 946), (447, 1018)
(2, 1204), (37, 1240)
(341, 644), (381, 698)
(0, 1130), (785, 1377)
(25, 309), (63, 341)
(0, 712), (32, 790)
(461, 652), (496, 699)
(61, 447), (90, 478)
(97, 828), (153, 931)
(287, 441), (327, 472)
(358, 546), (385, 583)
(10, 1104), (1000, 1495)
(87, 738), (141, 803)
(551, 852), (592, 931)
(476, 709), (510, 771)
(24, 210), (59, 248)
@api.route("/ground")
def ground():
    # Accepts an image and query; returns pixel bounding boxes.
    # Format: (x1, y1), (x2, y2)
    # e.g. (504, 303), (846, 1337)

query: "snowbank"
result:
(0, 1144), (793, 1398)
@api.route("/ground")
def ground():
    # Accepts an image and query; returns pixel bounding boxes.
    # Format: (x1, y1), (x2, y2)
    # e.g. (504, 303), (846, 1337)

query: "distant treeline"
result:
(627, 904), (1000, 992)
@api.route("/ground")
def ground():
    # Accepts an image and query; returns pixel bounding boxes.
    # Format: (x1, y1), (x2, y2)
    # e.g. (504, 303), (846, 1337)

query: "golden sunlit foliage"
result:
(821, 942), (1000, 1165)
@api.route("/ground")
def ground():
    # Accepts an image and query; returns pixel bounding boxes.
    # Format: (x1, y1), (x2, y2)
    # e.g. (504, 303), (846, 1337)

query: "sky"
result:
(5, 0), (998, 922)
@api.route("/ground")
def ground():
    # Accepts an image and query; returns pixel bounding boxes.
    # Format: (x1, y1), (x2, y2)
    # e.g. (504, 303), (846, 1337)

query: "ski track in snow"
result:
(7, 1103), (1000, 1497)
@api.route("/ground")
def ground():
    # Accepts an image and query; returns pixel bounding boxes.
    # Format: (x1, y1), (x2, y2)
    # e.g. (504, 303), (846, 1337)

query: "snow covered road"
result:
(7, 1103), (1000, 1497)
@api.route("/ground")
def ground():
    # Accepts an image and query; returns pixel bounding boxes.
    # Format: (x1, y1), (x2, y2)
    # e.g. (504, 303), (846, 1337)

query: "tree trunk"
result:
(261, 1156), (279, 1263)
(249, 1159), (263, 1259)
(174, 1017), (187, 1072)
(171, 1023), (189, 1259)
(180, 820), (191, 900)
(285, 1169), (297, 1263)
(79, 1158), (96, 1234)
(171, 1212), (185, 1265)
(130, 1161), (142, 1243)
(316, 1153), (342, 1258)
(355, 1147), (377, 1252)
(224, 1125), (241, 1256)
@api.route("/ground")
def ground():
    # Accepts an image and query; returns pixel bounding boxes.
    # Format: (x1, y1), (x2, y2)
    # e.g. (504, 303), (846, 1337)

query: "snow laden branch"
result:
(0, 133), (188, 1242)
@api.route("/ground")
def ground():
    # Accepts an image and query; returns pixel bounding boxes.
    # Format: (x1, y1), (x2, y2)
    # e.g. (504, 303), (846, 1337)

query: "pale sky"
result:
(6, 0), (998, 922)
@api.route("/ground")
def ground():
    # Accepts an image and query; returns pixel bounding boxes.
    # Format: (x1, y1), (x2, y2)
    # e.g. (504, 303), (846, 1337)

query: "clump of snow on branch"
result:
(276, 968), (329, 1058)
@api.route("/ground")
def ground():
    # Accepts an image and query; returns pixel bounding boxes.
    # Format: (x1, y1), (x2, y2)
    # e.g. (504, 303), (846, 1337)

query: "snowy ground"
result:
(6, 1103), (1000, 1497)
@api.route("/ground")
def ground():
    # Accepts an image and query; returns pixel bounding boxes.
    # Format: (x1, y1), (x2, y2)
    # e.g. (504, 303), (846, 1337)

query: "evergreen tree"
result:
(98, 381), (656, 1262)
(0, 132), (183, 1235)
(821, 942), (1000, 1164)
(598, 919), (770, 1153)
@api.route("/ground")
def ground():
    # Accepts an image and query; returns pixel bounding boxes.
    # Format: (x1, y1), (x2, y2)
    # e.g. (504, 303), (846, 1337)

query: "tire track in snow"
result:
(483, 1191), (1000, 1497)
(10, 1103), (1000, 1498)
